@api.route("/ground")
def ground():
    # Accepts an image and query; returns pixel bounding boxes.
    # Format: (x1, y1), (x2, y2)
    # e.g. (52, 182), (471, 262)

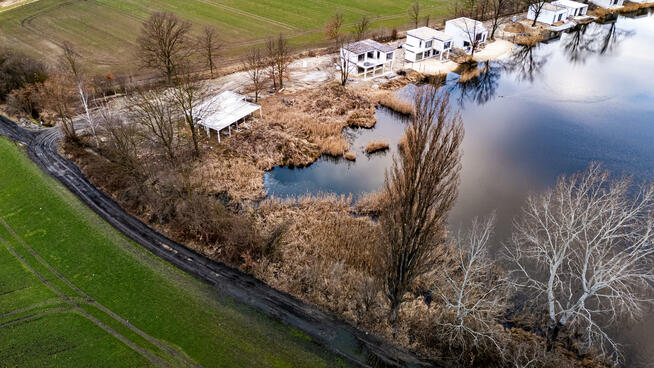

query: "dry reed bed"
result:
(591, 2), (654, 19)
(365, 139), (390, 154)
(196, 83), (377, 200)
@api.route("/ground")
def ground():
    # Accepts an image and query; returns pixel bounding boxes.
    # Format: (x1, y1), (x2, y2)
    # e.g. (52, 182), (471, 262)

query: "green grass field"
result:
(0, 136), (349, 367)
(0, 0), (454, 72)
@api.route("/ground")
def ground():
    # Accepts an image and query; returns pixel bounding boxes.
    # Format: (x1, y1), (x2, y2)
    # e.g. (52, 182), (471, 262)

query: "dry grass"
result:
(591, 2), (654, 19)
(515, 32), (547, 46)
(365, 139), (390, 154)
(377, 93), (414, 116)
(193, 82), (376, 199)
(344, 151), (357, 161)
(504, 22), (526, 34)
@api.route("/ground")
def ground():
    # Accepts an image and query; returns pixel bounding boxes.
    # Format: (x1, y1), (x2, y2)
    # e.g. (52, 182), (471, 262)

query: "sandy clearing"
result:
(474, 39), (515, 62)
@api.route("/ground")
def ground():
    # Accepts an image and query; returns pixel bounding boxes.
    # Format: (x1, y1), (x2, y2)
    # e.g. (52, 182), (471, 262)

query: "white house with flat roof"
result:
(589, 0), (624, 8)
(527, 2), (569, 25)
(552, 0), (589, 18)
(444, 17), (488, 54)
(340, 39), (395, 80)
(404, 27), (453, 62)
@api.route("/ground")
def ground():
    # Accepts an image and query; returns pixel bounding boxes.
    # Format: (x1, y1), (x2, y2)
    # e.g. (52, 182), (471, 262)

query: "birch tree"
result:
(379, 86), (464, 326)
(61, 42), (100, 147)
(506, 163), (654, 362)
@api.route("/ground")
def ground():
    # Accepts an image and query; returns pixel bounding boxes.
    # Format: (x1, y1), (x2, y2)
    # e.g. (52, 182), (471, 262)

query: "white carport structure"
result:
(197, 91), (262, 143)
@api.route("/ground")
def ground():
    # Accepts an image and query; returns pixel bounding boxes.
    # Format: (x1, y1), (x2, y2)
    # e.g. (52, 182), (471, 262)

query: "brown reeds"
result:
(365, 139), (390, 154)
(377, 93), (414, 116)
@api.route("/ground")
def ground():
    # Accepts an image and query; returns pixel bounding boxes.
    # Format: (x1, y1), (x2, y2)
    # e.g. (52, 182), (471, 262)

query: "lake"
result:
(265, 13), (654, 365)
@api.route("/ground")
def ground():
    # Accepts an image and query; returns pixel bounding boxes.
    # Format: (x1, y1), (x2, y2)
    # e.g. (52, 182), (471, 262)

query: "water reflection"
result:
(561, 21), (634, 64)
(448, 61), (502, 106)
(502, 43), (548, 82)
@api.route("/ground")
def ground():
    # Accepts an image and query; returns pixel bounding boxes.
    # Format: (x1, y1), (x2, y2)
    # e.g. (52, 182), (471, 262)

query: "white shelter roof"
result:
(197, 91), (261, 132)
(407, 27), (452, 41)
(552, 0), (588, 8)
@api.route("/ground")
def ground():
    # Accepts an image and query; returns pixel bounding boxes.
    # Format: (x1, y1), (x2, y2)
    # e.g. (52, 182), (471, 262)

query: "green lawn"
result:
(0, 136), (349, 367)
(0, 0), (454, 72)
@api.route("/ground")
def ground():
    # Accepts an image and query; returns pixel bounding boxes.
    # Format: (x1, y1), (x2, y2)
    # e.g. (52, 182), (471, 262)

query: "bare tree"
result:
(266, 34), (291, 90)
(489, 0), (512, 39)
(244, 48), (266, 102)
(434, 214), (511, 356)
(97, 100), (142, 176)
(126, 88), (180, 162)
(324, 12), (344, 41)
(379, 86), (464, 325)
(506, 163), (654, 362)
(459, 18), (486, 58)
(136, 11), (192, 84)
(199, 26), (221, 78)
(408, 2), (422, 28)
(60, 42), (100, 147)
(353, 15), (370, 41)
(38, 72), (77, 140)
(526, 0), (547, 27)
(337, 35), (352, 86)
(171, 66), (211, 157)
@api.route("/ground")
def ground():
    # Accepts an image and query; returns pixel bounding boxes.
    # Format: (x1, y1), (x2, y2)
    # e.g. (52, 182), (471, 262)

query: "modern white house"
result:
(196, 91), (262, 143)
(527, 2), (569, 25)
(552, 0), (589, 18)
(404, 27), (453, 62)
(444, 17), (488, 54)
(589, 0), (624, 8)
(340, 39), (395, 80)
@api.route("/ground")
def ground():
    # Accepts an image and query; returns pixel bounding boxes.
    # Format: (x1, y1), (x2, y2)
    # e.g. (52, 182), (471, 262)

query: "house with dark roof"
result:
(340, 39), (395, 80)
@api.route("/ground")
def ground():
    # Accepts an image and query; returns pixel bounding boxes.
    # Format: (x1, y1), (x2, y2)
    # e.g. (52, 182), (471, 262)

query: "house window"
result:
(386, 52), (393, 60)
(358, 54), (364, 62)
(425, 40), (433, 48)
(416, 52), (423, 61)
(444, 41), (451, 49)
(475, 33), (483, 41)
(357, 66), (365, 74)
(558, 13), (563, 21)
(463, 41), (471, 47)
(367, 51), (374, 59)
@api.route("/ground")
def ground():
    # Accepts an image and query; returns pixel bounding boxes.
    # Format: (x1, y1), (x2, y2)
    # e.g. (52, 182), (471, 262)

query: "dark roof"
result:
(343, 39), (395, 54)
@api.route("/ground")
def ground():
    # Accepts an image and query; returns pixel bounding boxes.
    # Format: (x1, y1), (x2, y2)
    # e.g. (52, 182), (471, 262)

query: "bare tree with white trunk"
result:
(434, 213), (511, 357)
(506, 163), (654, 362)
(60, 42), (100, 147)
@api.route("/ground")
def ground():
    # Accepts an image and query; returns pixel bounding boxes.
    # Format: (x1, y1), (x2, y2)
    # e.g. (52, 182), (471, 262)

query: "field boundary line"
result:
(196, 0), (297, 31)
(0, 218), (201, 368)
(0, 231), (169, 367)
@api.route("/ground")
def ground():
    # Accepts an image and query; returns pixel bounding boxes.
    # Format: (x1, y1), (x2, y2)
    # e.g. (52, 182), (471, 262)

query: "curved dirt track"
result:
(0, 115), (434, 368)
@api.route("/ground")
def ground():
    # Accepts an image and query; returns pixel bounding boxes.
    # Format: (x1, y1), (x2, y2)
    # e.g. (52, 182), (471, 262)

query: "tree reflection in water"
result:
(561, 21), (634, 64)
(502, 43), (549, 83)
(448, 61), (502, 107)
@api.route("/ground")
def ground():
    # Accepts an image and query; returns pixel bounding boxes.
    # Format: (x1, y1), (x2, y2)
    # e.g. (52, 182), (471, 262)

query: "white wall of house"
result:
(444, 18), (488, 53)
(527, 4), (569, 25)
(404, 33), (452, 62)
(552, 0), (589, 17)
(589, 0), (624, 8)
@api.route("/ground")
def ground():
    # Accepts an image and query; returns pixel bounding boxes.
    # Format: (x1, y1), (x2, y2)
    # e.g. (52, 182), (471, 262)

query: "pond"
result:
(266, 12), (654, 363)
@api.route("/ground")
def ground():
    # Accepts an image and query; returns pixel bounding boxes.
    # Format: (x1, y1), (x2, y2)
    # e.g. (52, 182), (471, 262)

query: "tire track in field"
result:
(0, 219), (201, 368)
(195, 0), (297, 31)
(0, 232), (169, 367)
